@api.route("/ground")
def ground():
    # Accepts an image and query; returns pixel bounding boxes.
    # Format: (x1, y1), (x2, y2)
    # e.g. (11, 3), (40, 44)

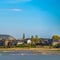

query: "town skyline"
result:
(0, 34), (60, 39)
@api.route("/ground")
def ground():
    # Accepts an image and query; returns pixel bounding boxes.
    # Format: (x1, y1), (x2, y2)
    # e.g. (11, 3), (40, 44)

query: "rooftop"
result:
(0, 35), (16, 40)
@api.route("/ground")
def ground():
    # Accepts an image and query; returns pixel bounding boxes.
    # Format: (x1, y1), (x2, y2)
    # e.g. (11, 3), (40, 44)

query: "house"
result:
(0, 35), (16, 48)
(16, 40), (24, 46)
(7, 40), (16, 48)
(36, 38), (53, 46)
(27, 39), (31, 44)
(0, 40), (5, 47)
(42, 38), (53, 45)
(24, 38), (31, 44)
(52, 39), (60, 46)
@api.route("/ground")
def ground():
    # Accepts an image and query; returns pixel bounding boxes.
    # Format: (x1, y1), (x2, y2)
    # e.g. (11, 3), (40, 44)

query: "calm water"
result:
(0, 51), (60, 60)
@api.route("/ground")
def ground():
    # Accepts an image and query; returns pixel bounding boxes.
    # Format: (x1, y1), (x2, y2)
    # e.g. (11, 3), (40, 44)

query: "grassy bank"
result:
(0, 48), (60, 51)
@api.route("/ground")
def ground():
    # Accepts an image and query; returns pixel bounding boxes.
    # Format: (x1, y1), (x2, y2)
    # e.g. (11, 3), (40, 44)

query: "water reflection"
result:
(0, 50), (60, 56)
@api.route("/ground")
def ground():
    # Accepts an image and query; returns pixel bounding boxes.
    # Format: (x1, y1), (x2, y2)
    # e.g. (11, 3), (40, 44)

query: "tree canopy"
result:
(52, 35), (60, 40)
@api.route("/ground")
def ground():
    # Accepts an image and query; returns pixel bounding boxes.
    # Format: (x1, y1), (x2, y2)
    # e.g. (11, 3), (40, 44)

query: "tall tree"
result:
(35, 35), (41, 44)
(30, 35), (41, 45)
(22, 33), (25, 40)
(30, 35), (35, 44)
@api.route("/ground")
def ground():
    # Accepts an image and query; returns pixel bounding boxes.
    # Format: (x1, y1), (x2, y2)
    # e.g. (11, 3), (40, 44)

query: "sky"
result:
(0, 0), (60, 39)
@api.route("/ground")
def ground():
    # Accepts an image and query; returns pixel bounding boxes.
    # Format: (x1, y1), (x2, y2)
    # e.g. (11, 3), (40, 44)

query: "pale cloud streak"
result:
(10, 9), (22, 12)
(0, 8), (22, 12)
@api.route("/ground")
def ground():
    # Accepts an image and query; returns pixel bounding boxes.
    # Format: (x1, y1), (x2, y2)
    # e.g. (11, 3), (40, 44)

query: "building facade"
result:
(0, 35), (16, 48)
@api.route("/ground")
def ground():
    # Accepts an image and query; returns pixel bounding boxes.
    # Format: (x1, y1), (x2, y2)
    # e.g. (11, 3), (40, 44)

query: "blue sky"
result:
(0, 0), (60, 38)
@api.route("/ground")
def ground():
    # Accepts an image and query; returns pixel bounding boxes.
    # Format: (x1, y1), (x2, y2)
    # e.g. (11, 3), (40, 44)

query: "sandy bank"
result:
(0, 48), (60, 51)
(0, 48), (60, 55)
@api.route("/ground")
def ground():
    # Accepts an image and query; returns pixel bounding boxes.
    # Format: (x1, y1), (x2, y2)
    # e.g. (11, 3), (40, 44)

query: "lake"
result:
(0, 51), (60, 60)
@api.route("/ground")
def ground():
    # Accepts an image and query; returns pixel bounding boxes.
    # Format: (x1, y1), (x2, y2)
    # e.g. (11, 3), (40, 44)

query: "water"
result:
(0, 51), (60, 60)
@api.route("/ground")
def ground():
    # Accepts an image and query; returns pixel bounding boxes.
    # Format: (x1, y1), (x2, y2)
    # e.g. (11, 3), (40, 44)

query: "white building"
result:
(27, 39), (31, 44)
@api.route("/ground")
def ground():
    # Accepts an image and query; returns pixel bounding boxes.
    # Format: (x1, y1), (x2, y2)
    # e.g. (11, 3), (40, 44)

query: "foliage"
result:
(52, 35), (59, 40)
(22, 33), (25, 40)
(30, 35), (41, 45)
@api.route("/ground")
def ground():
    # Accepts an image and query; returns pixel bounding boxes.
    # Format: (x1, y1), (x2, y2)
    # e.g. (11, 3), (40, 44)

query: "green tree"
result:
(52, 35), (60, 48)
(30, 35), (35, 44)
(30, 35), (41, 45)
(35, 35), (41, 44)
(52, 35), (59, 40)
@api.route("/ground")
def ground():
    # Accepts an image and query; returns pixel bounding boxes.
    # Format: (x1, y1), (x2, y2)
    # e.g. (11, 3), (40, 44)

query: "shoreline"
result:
(0, 48), (60, 55)
(0, 48), (60, 51)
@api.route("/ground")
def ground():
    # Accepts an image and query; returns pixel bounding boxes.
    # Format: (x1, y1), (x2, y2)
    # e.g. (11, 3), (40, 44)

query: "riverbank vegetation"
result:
(0, 34), (60, 48)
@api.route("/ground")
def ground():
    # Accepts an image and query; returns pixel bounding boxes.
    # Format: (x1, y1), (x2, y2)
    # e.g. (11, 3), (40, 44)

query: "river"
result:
(0, 51), (60, 60)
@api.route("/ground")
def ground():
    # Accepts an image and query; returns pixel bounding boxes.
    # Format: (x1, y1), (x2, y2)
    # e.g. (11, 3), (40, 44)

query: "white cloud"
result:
(0, 8), (22, 12)
(11, 9), (22, 11)
(0, 0), (32, 3)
